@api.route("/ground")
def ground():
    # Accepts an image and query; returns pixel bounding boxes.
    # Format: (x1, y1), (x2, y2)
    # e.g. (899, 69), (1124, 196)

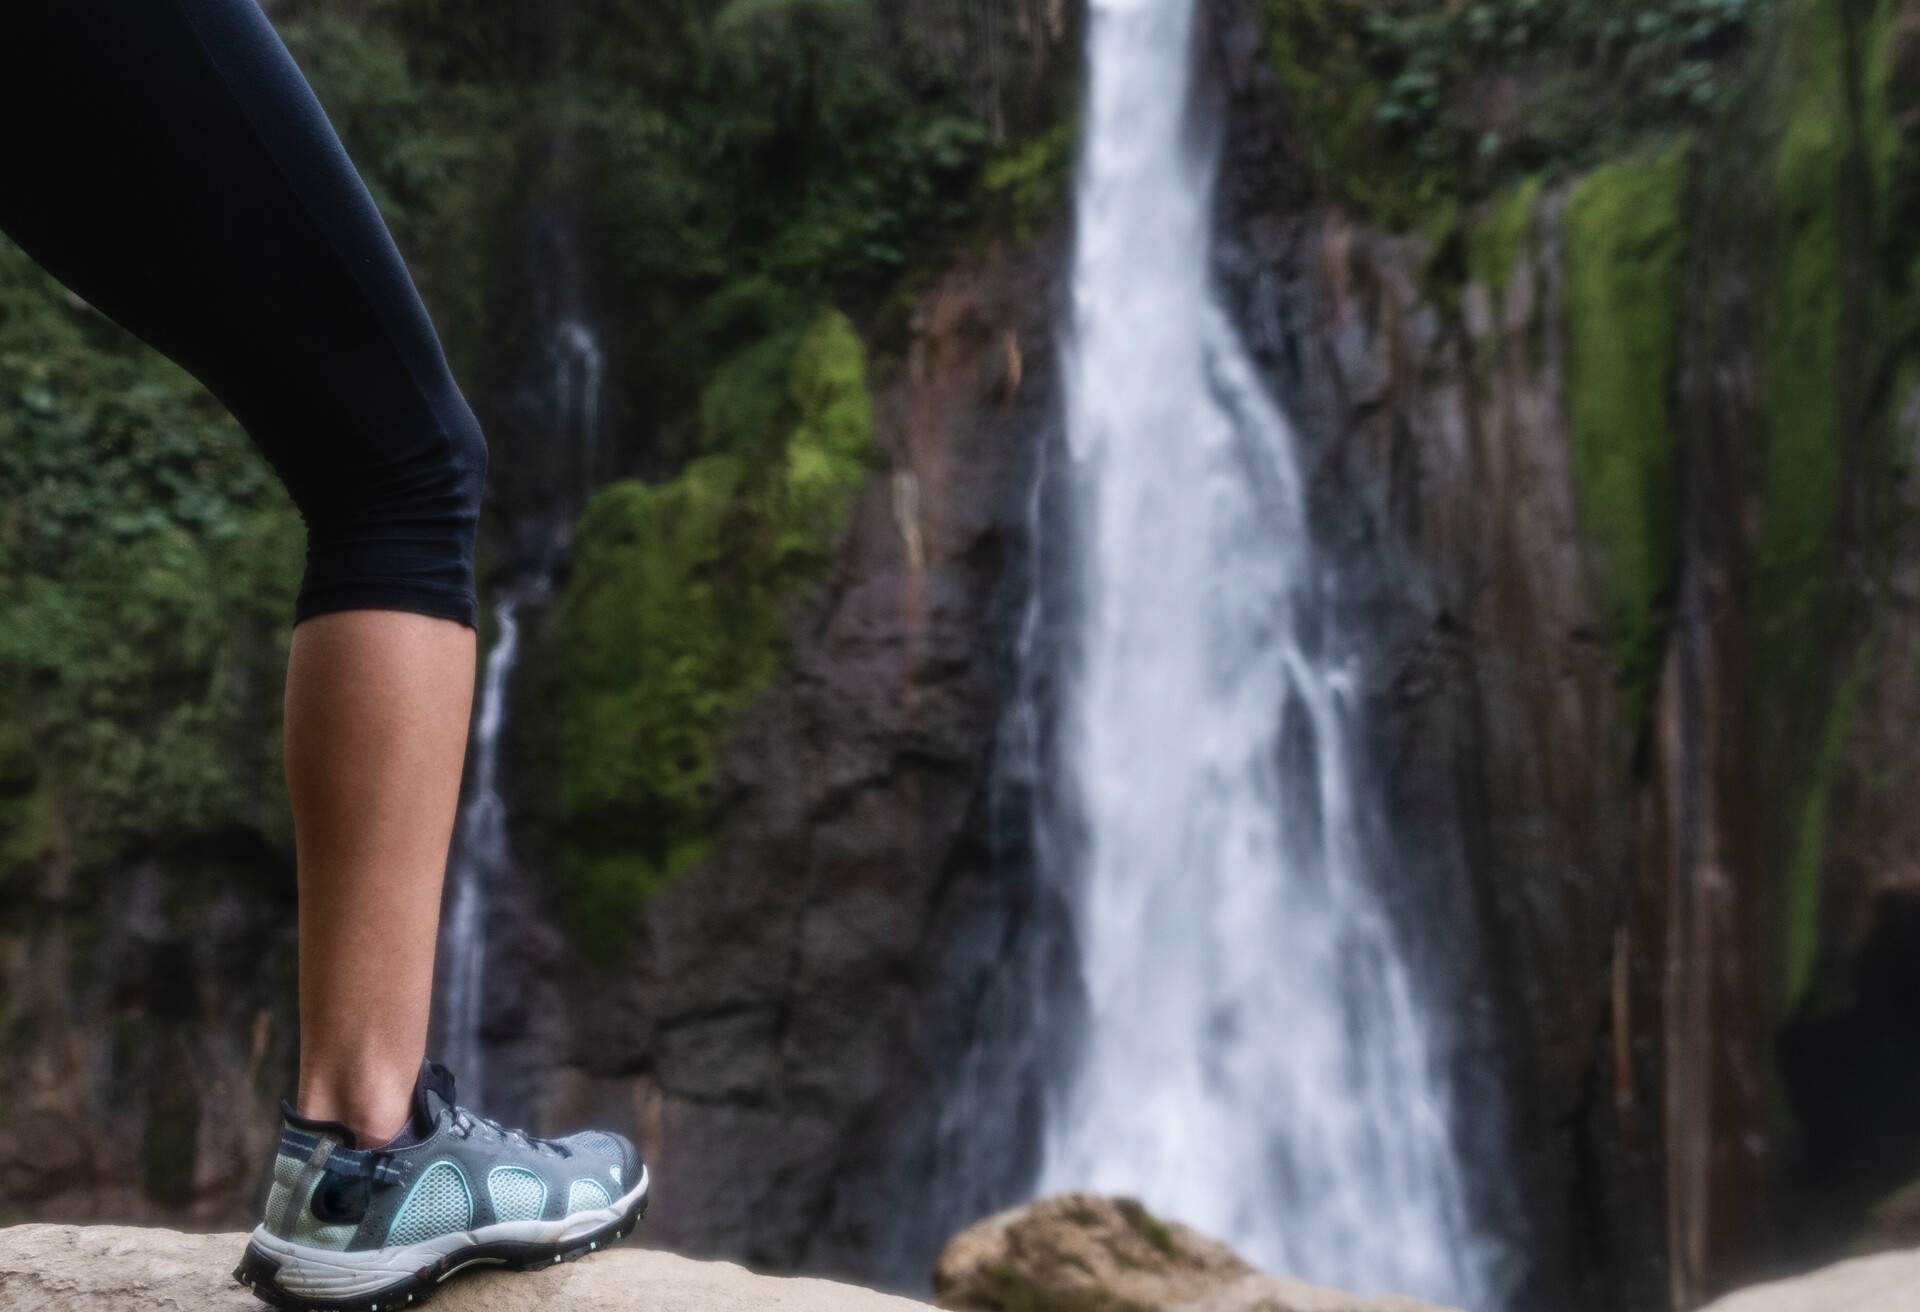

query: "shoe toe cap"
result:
(560, 1128), (643, 1178)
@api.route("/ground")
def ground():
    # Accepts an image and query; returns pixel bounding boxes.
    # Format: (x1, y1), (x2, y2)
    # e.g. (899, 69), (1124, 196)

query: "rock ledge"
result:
(0, 1224), (935, 1311)
(1697, 1247), (1920, 1312)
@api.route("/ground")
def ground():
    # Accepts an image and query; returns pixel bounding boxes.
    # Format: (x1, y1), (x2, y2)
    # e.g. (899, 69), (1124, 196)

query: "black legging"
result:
(1, 0), (487, 628)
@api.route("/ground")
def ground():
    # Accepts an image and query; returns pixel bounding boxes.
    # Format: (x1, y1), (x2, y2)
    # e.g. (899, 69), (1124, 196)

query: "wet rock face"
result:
(0, 850), (298, 1233)
(1244, 201), (1664, 1312)
(485, 234), (1069, 1284)
(932, 1195), (1462, 1312)
(1202, 1), (1920, 1304)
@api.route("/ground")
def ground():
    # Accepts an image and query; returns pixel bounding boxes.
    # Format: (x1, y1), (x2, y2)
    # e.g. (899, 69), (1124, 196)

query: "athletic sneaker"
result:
(233, 1061), (649, 1311)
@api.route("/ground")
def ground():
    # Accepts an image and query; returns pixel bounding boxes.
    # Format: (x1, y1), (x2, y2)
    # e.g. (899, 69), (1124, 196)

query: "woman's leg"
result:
(2, 9), (651, 1298)
(286, 613), (475, 1145)
(0, 1), (488, 1145)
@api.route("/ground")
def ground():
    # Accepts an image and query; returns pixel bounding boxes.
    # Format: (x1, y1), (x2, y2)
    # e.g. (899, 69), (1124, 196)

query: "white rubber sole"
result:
(236, 1167), (649, 1309)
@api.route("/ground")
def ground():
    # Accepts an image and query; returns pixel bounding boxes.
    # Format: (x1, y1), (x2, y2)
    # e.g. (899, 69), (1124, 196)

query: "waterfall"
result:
(553, 317), (604, 496)
(437, 315), (604, 1100)
(438, 589), (529, 1099)
(1035, 0), (1494, 1303)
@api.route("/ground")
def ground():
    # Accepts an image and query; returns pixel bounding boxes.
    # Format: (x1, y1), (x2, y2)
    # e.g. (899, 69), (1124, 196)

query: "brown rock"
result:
(931, 1195), (1460, 1312)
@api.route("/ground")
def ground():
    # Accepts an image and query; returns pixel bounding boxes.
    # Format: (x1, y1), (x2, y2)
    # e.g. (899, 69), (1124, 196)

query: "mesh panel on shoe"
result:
(273, 1151), (304, 1193)
(563, 1131), (623, 1159)
(290, 1207), (357, 1250)
(488, 1167), (547, 1223)
(387, 1162), (473, 1246)
(566, 1178), (611, 1215)
(267, 1149), (355, 1250)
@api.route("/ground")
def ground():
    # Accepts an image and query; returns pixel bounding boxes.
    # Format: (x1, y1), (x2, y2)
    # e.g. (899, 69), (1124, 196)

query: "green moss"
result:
(779, 310), (874, 563)
(1562, 139), (1692, 718)
(1760, 0), (1920, 1005)
(1467, 174), (1544, 298)
(1784, 642), (1867, 1004)
(1756, 1), (1850, 708)
(548, 309), (872, 956)
(1114, 1197), (1178, 1257)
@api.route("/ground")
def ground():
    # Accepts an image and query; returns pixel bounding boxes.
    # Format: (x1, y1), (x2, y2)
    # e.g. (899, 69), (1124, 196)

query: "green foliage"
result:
(1264, 0), (1772, 223)
(278, 17), (454, 239)
(0, 240), (303, 881)
(276, 16), (520, 384)
(584, 0), (1001, 311)
(353, 0), (1038, 461)
(546, 310), (872, 957)
(1563, 140), (1691, 719)
(977, 120), (1079, 242)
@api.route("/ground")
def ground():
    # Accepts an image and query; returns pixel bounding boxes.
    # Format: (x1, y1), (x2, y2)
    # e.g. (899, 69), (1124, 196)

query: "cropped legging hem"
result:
(1, 0), (489, 635)
(294, 580), (479, 630)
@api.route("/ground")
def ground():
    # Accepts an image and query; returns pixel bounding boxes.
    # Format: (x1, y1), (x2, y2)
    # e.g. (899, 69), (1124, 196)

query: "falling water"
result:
(553, 318), (604, 495)
(439, 589), (530, 1099)
(437, 317), (604, 1100)
(1036, 0), (1493, 1303)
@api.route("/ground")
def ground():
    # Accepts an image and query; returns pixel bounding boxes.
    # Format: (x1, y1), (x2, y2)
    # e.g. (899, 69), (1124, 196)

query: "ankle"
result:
(295, 1056), (417, 1146)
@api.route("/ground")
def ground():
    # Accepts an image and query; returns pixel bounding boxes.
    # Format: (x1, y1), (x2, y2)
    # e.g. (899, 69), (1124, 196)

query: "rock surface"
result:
(0, 1224), (936, 1312)
(1697, 1249), (1920, 1312)
(932, 1195), (1460, 1312)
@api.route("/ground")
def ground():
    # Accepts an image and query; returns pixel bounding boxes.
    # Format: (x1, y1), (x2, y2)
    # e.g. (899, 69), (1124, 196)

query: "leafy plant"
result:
(1270, 0), (1773, 220)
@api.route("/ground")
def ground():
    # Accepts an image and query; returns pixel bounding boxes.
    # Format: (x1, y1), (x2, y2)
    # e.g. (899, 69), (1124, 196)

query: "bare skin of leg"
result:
(284, 610), (476, 1146)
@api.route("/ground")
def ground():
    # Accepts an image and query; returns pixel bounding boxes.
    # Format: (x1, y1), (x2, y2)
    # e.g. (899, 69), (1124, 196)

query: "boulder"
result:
(1697, 1249), (1920, 1312)
(0, 1224), (936, 1312)
(931, 1195), (1460, 1312)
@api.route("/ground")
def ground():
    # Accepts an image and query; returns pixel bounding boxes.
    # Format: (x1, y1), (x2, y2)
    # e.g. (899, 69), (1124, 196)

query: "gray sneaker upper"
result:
(260, 1067), (643, 1253)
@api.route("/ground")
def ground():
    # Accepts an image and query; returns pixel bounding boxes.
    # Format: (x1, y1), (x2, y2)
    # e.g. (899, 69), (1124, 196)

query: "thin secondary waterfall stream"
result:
(438, 313), (604, 1102)
(1036, 0), (1493, 1303)
(439, 589), (526, 1098)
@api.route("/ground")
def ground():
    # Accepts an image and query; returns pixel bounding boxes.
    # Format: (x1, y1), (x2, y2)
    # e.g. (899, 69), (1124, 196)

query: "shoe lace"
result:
(451, 1107), (572, 1157)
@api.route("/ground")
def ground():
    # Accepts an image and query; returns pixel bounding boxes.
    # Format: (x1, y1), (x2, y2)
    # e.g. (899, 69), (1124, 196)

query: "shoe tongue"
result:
(409, 1060), (459, 1139)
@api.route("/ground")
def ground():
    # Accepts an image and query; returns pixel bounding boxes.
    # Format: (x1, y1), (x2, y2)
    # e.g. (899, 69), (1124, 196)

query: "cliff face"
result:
(485, 234), (1068, 1283)
(1211, 0), (1920, 1305)
(9, 0), (1920, 1308)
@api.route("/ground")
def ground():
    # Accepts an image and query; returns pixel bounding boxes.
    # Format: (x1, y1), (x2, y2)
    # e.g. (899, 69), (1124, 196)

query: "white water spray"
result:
(1037, 0), (1492, 1302)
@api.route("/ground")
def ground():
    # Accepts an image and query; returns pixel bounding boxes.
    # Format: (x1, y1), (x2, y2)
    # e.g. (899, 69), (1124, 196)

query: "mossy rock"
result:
(1562, 138), (1692, 722)
(1752, 0), (1920, 1005)
(546, 309), (873, 958)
